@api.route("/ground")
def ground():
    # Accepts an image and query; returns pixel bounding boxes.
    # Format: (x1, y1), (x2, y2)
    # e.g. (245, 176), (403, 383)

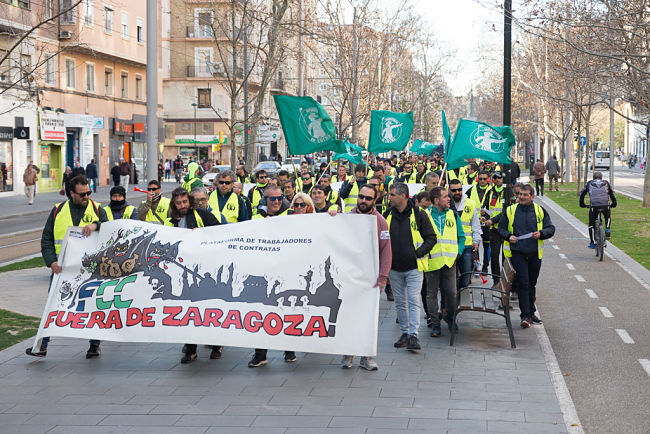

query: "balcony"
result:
(186, 26), (213, 39)
(186, 65), (213, 78)
(271, 79), (284, 90)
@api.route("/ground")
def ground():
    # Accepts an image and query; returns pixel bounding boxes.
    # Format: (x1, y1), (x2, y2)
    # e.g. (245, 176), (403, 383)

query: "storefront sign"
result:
(93, 117), (105, 129)
(113, 119), (134, 135)
(14, 127), (30, 140)
(64, 113), (94, 128)
(0, 127), (13, 141)
(134, 123), (145, 134)
(40, 111), (66, 141)
(175, 135), (219, 145)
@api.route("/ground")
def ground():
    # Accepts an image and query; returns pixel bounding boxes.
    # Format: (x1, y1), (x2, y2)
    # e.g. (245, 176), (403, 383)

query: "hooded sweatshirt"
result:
(182, 162), (204, 192)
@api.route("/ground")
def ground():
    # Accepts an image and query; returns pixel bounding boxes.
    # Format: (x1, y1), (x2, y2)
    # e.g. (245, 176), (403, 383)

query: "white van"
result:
(593, 151), (611, 170)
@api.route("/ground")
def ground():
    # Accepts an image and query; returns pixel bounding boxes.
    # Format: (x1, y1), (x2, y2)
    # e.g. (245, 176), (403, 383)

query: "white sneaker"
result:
(341, 355), (354, 369)
(359, 356), (378, 371)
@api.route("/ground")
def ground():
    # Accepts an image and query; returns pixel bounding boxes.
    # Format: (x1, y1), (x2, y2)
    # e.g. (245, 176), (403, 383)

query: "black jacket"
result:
(41, 200), (109, 267)
(168, 208), (225, 228)
(498, 203), (555, 255)
(339, 177), (367, 199)
(383, 202), (436, 272)
(85, 163), (98, 179)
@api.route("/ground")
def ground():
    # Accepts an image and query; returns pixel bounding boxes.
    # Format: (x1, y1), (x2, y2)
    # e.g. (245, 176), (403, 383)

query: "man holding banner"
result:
(27, 175), (108, 358)
(339, 164), (368, 213)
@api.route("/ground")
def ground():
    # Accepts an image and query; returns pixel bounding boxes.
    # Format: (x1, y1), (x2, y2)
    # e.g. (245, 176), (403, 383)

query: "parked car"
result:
(253, 161), (281, 176)
(201, 165), (232, 190)
(280, 157), (302, 173)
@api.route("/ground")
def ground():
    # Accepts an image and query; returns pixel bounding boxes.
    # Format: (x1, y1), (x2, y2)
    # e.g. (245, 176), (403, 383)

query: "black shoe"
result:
(209, 346), (222, 359)
(181, 344), (188, 353)
(425, 315), (433, 328)
(86, 343), (101, 359)
(25, 346), (47, 358)
(181, 351), (197, 364)
(407, 335), (421, 351)
(395, 317), (399, 324)
(531, 315), (542, 324)
(248, 354), (267, 368)
(284, 351), (297, 362)
(394, 333), (409, 348)
(385, 286), (394, 301)
(430, 326), (441, 337)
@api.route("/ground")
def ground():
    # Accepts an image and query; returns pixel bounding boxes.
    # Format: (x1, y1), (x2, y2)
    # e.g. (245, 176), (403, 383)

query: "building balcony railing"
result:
(186, 65), (213, 78)
(186, 26), (213, 39)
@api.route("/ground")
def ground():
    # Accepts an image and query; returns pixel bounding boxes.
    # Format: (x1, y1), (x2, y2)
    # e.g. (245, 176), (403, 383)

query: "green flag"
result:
(442, 110), (452, 160)
(273, 95), (346, 155)
(410, 139), (437, 156)
(367, 110), (414, 153)
(445, 118), (516, 170)
(333, 139), (366, 165)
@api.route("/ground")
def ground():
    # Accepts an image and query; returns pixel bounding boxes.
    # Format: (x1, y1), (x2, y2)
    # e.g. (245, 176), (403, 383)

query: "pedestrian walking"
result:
(119, 158), (130, 189)
(500, 184), (555, 328)
(26, 175), (108, 358)
(164, 159), (171, 180)
(62, 166), (73, 199)
(384, 182), (436, 352)
(174, 156), (184, 183)
(533, 159), (546, 196)
(340, 183), (392, 370)
(23, 164), (38, 205)
(110, 162), (120, 187)
(545, 155), (560, 191)
(86, 159), (98, 193)
(72, 161), (85, 177)
(425, 186), (465, 337)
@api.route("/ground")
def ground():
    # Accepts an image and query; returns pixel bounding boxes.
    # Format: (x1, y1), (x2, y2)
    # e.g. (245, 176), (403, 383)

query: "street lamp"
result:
(191, 102), (198, 162)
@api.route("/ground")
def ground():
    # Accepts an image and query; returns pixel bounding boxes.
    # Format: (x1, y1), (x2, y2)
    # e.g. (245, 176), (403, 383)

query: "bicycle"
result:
(591, 206), (609, 262)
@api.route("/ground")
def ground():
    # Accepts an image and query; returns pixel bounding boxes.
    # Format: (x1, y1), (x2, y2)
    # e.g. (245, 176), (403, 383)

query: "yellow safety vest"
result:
(464, 172), (478, 185)
(488, 187), (504, 228)
(503, 203), (544, 259)
(343, 181), (360, 212)
(103, 205), (135, 220)
(468, 185), (491, 209)
(53, 200), (101, 254)
(448, 167), (467, 184)
(250, 187), (264, 216)
(386, 209), (429, 272)
(181, 176), (202, 193)
(459, 198), (477, 246)
(142, 197), (171, 223)
(427, 209), (459, 271)
(332, 175), (347, 183)
(402, 172), (417, 184)
(252, 209), (289, 219)
(326, 189), (340, 207)
(208, 191), (240, 223)
(164, 209), (204, 227)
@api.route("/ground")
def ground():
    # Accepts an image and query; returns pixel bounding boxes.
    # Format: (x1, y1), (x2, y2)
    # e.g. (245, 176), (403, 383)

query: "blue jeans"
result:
(458, 246), (473, 289)
(389, 269), (423, 336)
(41, 272), (100, 349)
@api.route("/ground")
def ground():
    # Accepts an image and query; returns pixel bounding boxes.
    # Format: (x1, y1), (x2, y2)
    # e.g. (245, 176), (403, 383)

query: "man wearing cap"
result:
(103, 186), (139, 220)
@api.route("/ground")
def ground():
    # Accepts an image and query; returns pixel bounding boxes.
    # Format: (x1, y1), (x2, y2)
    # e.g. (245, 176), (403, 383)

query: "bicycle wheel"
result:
(597, 218), (605, 262)
(593, 218), (600, 257)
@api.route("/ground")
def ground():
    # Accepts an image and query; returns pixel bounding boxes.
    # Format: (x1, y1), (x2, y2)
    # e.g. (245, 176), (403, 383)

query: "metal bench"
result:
(449, 256), (517, 348)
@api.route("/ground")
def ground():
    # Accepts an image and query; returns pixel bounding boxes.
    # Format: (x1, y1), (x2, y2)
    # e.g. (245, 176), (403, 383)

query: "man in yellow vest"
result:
(103, 186), (139, 220)
(339, 163), (368, 213)
(164, 187), (226, 363)
(207, 170), (249, 223)
(413, 161), (428, 184)
(181, 161), (204, 192)
(247, 170), (269, 216)
(499, 184), (555, 328)
(137, 180), (171, 224)
(484, 172), (506, 287)
(448, 179), (481, 291)
(397, 162), (417, 183)
(425, 187), (465, 337)
(466, 171), (492, 273)
(27, 175), (108, 358)
(331, 164), (348, 183)
(384, 183), (436, 351)
(319, 173), (343, 210)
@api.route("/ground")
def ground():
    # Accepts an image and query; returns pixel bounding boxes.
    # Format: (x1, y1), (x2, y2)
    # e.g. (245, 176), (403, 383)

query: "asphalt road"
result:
(588, 165), (645, 200)
(536, 196), (650, 433)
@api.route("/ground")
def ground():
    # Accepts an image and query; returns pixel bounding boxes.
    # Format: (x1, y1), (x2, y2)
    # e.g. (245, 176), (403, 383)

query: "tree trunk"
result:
(643, 162), (650, 207)
(229, 1), (239, 170)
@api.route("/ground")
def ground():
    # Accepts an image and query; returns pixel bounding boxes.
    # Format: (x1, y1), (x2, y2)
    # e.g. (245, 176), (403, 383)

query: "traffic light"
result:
(212, 144), (218, 153)
(219, 130), (224, 144)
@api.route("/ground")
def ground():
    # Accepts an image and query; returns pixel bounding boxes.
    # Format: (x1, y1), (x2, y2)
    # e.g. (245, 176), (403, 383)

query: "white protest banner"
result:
(243, 183), (255, 196)
(33, 214), (380, 356)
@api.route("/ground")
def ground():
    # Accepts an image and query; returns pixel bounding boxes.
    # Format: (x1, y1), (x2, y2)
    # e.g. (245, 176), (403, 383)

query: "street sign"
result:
(14, 127), (30, 139)
(580, 136), (586, 146)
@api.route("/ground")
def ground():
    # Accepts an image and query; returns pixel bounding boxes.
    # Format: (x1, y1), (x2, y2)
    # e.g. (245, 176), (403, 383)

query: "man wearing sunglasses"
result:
(247, 170), (269, 216)
(28, 175), (108, 359)
(300, 172), (314, 195)
(137, 180), (171, 224)
(208, 170), (249, 223)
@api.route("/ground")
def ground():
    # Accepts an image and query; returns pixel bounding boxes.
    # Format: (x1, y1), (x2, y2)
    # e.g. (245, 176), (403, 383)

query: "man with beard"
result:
(137, 180), (171, 224)
(340, 184), (392, 370)
(164, 187), (225, 363)
(208, 170), (249, 223)
(247, 170), (269, 216)
(236, 164), (251, 184)
(398, 162), (416, 184)
(448, 179), (481, 293)
(103, 186), (139, 220)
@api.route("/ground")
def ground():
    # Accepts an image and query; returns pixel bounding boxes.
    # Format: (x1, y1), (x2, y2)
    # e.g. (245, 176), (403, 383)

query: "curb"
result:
(0, 210), (50, 221)
(0, 253), (42, 269)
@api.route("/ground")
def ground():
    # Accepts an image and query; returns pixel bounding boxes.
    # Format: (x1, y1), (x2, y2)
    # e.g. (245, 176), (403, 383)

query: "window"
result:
(18, 0), (30, 9)
(0, 50), (8, 82)
(104, 67), (113, 95)
(135, 75), (142, 100)
(319, 68), (326, 77)
(319, 82), (328, 91)
(120, 72), (128, 98)
(84, 0), (93, 26)
(197, 11), (213, 38)
(121, 12), (129, 39)
(45, 54), (56, 85)
(61, 0), (76, 23)
(44, 0), (53, 19)
(86, 63), (95, 92)
(65, 58), (75, 88)
(104, 6), (113, 33)
(197, 88), (211, 108)
(136, 18), (144, 43)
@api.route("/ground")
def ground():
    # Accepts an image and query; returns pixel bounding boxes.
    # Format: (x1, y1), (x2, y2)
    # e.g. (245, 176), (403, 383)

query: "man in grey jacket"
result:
(545, 155), (561, 191)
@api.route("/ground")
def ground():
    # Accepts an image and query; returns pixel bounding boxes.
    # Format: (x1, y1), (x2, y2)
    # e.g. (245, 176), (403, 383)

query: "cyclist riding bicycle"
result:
(579, 171), (617, 249)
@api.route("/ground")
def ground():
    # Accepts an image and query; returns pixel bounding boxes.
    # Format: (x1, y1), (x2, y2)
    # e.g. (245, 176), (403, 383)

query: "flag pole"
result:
(438, 163), (447, 186)
(315, 160), (332, 185)
(290, 155), (300, 181)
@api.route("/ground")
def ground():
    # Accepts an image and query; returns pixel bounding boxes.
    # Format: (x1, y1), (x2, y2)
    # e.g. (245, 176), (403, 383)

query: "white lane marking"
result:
(566, 263), (576, 270)
(585, 289), (598, 299)
(559, 253), (567, 259)
(552, 245), (560, 250)
(598, 307), (613, 318)
(639, 359), (650, 377)
(615, 329), (635, 344)
(534, 313), (585, 434)
(575, 275), (586, 282)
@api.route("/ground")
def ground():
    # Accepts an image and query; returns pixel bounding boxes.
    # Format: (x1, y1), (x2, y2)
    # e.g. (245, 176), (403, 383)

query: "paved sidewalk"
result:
(0, 271), (572, 433)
